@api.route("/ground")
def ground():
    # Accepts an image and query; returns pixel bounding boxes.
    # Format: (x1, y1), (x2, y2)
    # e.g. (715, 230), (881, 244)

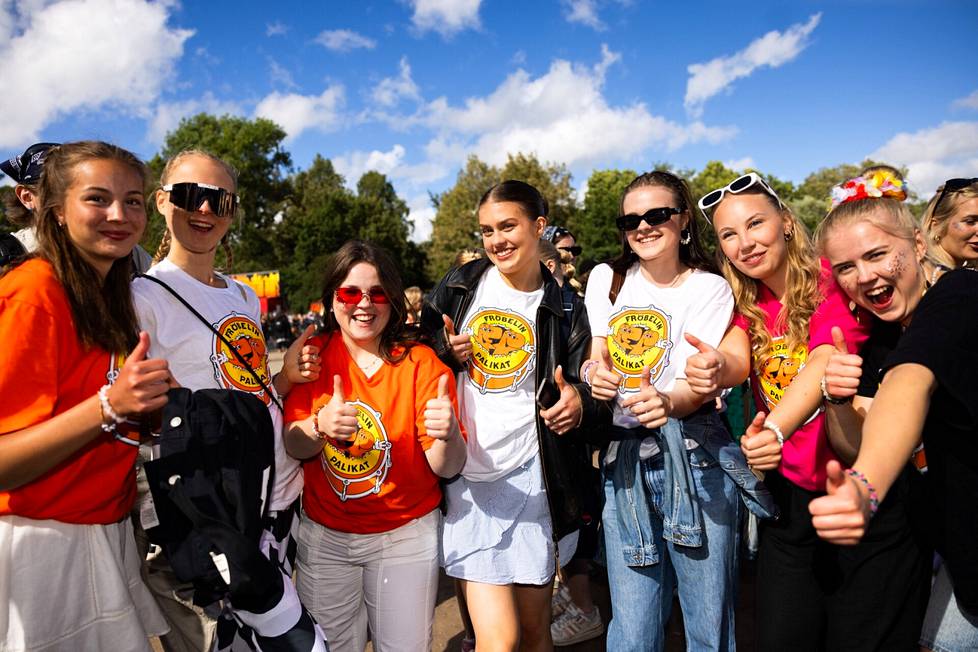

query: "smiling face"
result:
(620, 185), (687, 265)
(823, 217), (928, 324)
(712, 192), (791, 286)
(331, 261), (392, 350)
(478, 200), (545, 284)
(157, 154), (235, 261)
(939, 196), (978, 266)
(58, 158), (146, 279)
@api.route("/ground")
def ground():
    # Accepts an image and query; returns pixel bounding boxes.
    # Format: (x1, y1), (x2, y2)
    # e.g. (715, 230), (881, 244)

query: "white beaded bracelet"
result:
(98, 384), (125, 433)
(763, 419), (785, 447)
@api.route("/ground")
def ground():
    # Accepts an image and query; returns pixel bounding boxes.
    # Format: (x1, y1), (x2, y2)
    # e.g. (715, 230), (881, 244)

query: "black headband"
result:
(0, 142), (58, 185)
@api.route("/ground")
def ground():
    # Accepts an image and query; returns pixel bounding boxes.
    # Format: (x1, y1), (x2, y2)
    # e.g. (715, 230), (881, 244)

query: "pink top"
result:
(733, 258), (868, 491)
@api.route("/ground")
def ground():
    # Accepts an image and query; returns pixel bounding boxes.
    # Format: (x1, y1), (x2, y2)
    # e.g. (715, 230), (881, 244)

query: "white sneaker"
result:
(550, 582), (572, 620)
(550, 602), (604, 646)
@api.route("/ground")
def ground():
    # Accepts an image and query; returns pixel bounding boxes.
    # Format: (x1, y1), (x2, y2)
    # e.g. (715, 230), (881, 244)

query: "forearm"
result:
(767, 345), (832, 436)
(424, 429), (467, 478)
(665, 380), (710, 418)
(716, 326), (751, 390)
(853, 364), (933, 502)
(285, 418), (325, 460)
(824, 396), (870, 466)
(0, 395), (106, 491)
(272, 372), (292, 398)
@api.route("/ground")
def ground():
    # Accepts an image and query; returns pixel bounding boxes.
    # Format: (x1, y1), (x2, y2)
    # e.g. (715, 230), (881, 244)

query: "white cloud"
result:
(314, 28), (376, 52)
(371, 57), (421, 107)
(420, 45), (735, 169)
(407, 193), (437, 242)
(268, 59), (297, 89)
(563, 0), (604, 31)
(684, 13), (821, 118)
(870, 121), (978, 197)
(266, 20), (288, 37)
(724, 157), (755, 171)
(148, 93), (244, 144)
(407, 0), (482, 38)
(333, 144), (450, 189)
(254, 86), (345, 141)
(952, 90), (978, 111)
(0, 0), (193, 148)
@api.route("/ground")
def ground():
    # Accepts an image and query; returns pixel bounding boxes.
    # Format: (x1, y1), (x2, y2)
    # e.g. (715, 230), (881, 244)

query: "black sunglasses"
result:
(162, 182), (239, 218)
(557, 245), (582, 257)
(932, 178), (978, 215)
(616, 207), (682, 232)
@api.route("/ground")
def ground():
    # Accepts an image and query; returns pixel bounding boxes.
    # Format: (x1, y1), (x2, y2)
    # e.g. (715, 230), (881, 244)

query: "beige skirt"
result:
(0, 514), (168, 651)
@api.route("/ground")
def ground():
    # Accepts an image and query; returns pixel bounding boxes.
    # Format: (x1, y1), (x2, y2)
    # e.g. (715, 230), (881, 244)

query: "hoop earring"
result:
(784, 230), (793, 242)
(680, 229), (691, 245)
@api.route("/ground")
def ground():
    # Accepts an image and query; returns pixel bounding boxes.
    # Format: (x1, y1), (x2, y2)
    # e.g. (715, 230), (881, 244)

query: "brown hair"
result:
(153, 150), (238, 270)
(713, 187), (822, 365)
(320, 240), (421, 364)
(33, 141), (147, 353)
(453, 248), (484, 268)
(920, 179), (978, 268)
(2, 184), (37, 229)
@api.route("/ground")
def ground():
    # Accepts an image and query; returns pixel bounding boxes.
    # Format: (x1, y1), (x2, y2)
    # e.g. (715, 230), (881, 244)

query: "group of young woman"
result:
(1, 137), (975, 652)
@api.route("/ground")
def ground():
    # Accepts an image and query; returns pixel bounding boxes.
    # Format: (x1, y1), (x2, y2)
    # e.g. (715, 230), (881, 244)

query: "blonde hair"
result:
(452, 248), (484, 268)
(920, 180), (978, 268)
(153, 150), (239, 270)
(715, 189), (822, 366)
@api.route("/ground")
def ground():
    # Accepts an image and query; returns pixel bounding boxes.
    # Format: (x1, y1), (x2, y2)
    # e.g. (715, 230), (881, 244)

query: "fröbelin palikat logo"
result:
(605, 306), (673, 392)
(209, 314), (273, 405)
(320, 400), (392, 501)
(464, 308), (536, 393)
(757, 336), (821, 426)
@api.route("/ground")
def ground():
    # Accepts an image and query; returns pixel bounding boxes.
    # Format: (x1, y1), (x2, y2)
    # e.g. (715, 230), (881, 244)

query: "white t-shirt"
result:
(132, 259), (303, 511)
(456, 266), (543, 482)
(584, 263), (733, 456)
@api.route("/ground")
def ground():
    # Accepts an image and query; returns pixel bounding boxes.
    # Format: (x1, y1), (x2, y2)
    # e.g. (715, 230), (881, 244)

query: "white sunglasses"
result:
(697, 172), (784, 220)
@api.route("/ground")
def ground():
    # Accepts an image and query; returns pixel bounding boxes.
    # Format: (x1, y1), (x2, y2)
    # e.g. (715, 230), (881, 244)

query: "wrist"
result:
(820, 376), (852, 405)
(581, 360), (599, 388)
(763, 419), (785, 447)
(844, 468), (880, 519)
(98, 384), (125, 433)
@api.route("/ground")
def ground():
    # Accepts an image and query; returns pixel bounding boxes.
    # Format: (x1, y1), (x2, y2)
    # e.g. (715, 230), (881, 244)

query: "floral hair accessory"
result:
(830, 171), (908, 208)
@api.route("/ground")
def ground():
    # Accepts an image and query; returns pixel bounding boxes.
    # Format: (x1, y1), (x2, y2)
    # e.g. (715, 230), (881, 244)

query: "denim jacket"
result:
(605, 408), (778, 567)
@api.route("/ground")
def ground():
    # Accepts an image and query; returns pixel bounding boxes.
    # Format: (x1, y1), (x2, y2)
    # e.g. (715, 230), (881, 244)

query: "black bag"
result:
(0, 233), (25, 267)
(143, 387), (280, 610)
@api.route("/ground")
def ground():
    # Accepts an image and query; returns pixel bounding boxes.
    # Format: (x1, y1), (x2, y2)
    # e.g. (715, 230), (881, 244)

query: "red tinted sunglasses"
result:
(335, 286), (390, 305)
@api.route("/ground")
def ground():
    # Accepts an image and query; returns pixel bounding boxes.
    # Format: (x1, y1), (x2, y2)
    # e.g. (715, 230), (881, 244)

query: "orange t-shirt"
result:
(0, 259), (138, 523)
(284, 334), (462, 534)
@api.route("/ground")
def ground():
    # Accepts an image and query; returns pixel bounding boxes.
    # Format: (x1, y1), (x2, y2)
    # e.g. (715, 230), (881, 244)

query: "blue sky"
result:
(2, 0), (977, 241)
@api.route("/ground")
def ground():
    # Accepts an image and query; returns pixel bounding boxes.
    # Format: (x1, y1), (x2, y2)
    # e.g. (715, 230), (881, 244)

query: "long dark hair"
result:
(610, 170), (716, 279)
(320, 240), (421, 364)
(34, 141), (147, 354)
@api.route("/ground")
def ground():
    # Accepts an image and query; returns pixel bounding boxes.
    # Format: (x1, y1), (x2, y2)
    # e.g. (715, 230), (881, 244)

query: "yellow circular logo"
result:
(465, 308), (536, 393)
(320, 400), (392, 501)
(107, 351), (139, 447)
(606, 307), (673, 391)
(210, 314), (272, 405)
(757, 337), (807, 410)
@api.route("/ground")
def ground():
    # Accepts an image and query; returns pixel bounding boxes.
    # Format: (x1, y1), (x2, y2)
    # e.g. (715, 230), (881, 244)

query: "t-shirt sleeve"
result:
(808, 258), (869, 353)
(675, 275), (734, 379)
(883, 270), (978, 424)
(583, 263), (614, 339)
(0, 297), (60, 433)
(413, 347), (465, 451)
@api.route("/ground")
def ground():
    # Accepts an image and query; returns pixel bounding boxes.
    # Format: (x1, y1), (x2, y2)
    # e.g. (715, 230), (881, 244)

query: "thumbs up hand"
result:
(739, 411), (782, 471)
(620, 366), (672, 429)
(316, 375), (358, 442)
(443, 314), (473, 366)
(683, 333), (726, 397)
(424, 373), (460, 441)
(809, 460), (870, 545)
(589, 345), (623, 402)
(106, 331), (174, 417)
(539, 365), (584, 435)
(822, 326), (862, 403)
(283, 324), (321, 385)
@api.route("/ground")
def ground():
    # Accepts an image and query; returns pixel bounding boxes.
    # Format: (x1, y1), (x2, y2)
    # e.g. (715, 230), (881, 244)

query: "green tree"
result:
(0, 186), (15, 235)
(568, 168), (636, 268)
(353, 171), (427, 287)
(148, 113), (293, 272)
(500, 153), (579, 229)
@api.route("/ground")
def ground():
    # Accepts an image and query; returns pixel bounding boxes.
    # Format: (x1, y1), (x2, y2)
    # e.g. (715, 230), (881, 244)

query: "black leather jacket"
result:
(420, 258), (608, 540)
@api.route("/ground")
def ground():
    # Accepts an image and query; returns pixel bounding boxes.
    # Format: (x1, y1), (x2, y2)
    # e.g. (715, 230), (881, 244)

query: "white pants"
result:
(295, 509), (440, 652)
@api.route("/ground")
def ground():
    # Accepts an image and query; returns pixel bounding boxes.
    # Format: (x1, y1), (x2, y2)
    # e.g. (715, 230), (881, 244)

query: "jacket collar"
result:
(447, 258), (563, 317)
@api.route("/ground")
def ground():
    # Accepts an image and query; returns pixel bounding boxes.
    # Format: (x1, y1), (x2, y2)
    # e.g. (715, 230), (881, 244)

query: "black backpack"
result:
(143, 387), (279, 610)
(0, 233), (25, 267)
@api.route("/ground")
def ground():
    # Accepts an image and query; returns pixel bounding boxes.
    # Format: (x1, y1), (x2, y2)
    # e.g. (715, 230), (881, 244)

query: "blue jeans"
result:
(602, 443), (740, 651)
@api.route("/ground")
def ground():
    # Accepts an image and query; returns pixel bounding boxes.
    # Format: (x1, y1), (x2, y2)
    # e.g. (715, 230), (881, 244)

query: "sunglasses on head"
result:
(697, 172), (784, 219)
(162, 182), (239, 218)
(334, 286), (390, 306)
(558, 245), (582, 257)
(932, 178), (978, 214)
(616, 207), (682, 232)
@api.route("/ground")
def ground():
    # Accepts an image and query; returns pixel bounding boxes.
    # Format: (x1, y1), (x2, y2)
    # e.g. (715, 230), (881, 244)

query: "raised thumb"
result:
(639, 365), (652, 390)
(297, 323), (316, 346)
(685, 332), (713, 354)
(442, 313), (456, 337)
(825, 460), (847, 495)
(745, 411), (766, 437)
(831, 326), (848, 354)
(437, 373), (450, 399)
(600, 343), (612, 368)
(125, 331), (151, 365)
(554, 365), (568, 390)
(331, 374), (345, 402)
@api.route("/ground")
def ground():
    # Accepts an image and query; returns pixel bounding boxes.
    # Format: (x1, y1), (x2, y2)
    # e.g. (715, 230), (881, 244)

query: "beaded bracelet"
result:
(581, 360), (599, 387)
(820, 376), (852, 405)
(98, 384), (124, 433)
(763, 419), (785, 447)
(843, 468), (880, 518)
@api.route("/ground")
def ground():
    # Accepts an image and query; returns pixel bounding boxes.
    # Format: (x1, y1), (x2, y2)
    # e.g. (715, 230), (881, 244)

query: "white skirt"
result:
(441, 455), (578, 586)
(0, 515), (168, 651)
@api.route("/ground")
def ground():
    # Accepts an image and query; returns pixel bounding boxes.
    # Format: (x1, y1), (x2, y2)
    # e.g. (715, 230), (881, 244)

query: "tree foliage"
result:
(568, 168), (635, 269)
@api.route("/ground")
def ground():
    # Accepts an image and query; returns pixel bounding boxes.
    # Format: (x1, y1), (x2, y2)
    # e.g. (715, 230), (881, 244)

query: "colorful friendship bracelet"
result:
(843, 468), (880, 518)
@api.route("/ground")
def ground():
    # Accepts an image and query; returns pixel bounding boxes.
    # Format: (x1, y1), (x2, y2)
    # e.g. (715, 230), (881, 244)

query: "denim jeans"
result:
(602, 440), (740, 651)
